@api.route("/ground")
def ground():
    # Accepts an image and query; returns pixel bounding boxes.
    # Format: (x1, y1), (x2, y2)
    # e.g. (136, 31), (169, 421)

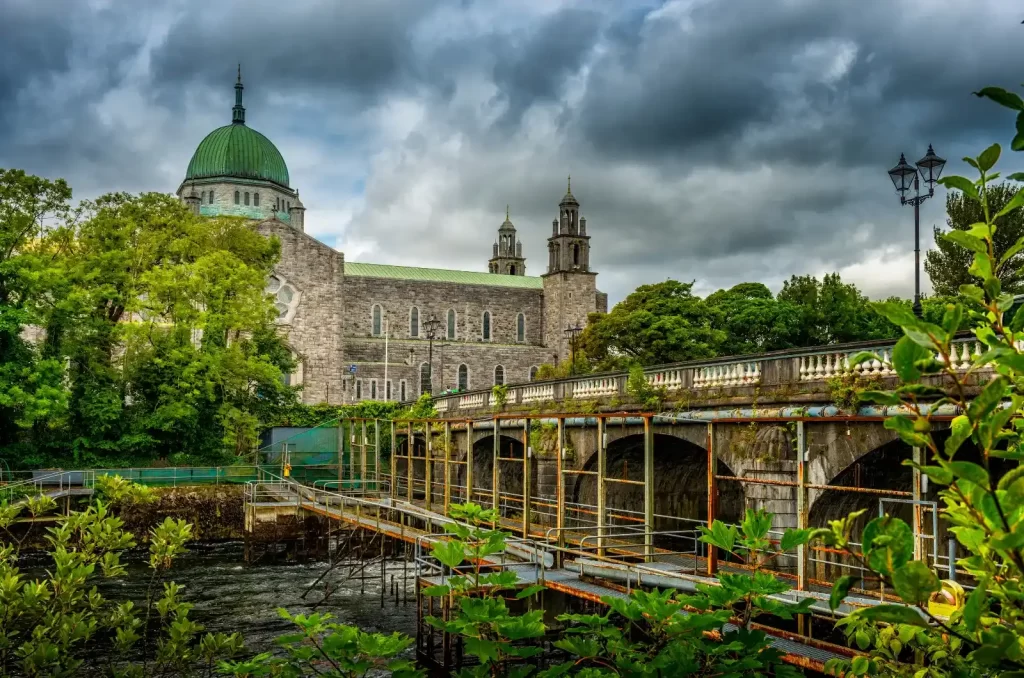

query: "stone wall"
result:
(257, 219), (345, 404)
(179, 179), (298, 224)
(343, 337), (552, 400)
(343, 275), (545, 345)
(542, 272), (599, 363)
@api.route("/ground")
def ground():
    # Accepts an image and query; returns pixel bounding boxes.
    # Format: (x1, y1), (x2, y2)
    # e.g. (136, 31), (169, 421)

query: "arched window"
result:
(420, 362), (430, 395)
(244, 192), (250, 206)
(530, 366), (539, 381)
(516, 313), (525, 342)
(287, 201), (291, 211)
(356, 379), (362, 400)
(234, 191), (240, 205)
(573, 243), (580, 265)
(370, 380), (377, 400)
(509, 265), (516, 275)
(410, 307), (419, 337)
(254, 192), (260, 206)
(400, 380), (407, 402)
(372, 304), (382, 336)
(458, 364), (469, 391)
(494, 365), (505, 386)
(447, 309), (456, 340)
(275, 197), (280, 211)
(482, 311), (491, 341)
(386, 380), (392, 400)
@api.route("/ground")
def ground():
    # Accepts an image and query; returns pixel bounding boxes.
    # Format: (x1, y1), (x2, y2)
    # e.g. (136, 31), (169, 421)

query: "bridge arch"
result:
(453, 434), (531, 511)
(572, 433), (743, 538)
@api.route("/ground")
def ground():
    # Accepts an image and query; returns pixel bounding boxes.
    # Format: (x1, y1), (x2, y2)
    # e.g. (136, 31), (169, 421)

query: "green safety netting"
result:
(257, 418), (389, 491)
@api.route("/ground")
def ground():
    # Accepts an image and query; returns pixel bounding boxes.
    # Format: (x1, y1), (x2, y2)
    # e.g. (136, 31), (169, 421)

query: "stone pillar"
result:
(288, 204), (305, 232)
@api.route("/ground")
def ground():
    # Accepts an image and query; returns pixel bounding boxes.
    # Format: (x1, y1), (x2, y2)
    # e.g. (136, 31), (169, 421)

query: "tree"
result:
(580, 280), (724, 369)
(925, 181), (1024, 296)
(705, 282), (804, 355)
(777, 273), (897, 345)
(0, 169), (72, 452)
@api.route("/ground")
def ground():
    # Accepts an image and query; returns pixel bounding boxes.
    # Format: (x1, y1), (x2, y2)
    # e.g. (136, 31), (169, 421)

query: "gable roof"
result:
(345, 262), (542, 289)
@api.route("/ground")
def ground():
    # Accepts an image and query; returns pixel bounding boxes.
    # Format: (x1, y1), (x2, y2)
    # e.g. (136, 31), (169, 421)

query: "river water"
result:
(25, 540), (420, 660)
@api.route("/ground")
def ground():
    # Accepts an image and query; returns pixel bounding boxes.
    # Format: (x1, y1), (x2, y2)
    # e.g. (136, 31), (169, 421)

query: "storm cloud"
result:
(1, 0), (1022, 304)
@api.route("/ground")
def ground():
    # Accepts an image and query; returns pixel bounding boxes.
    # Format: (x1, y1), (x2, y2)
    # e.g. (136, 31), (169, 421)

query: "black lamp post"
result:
(563, 324), (583, 376)
(887, 145), (946, 318)
(422, 316), (443, 394)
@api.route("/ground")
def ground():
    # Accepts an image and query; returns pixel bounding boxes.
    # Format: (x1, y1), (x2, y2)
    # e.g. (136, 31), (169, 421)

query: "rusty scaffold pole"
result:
(556, 416), (565, 564)
(443, 421), (452, 515)
(796, 421), (809, 636)
(597, 415), (607, 557)
(374, 419), (380, 492)
(466, 420), (474, 505)
(492, 418), (500, 528)
(522, 418), (531, 538)
(406, 421), (414, 502)
(424, 422), (433, 511)
(707, 422), (718, 576)
(390, 420), (397, 499)
(337, 418), (344, 487)
(643, 415), (654, 562)
(361, 419), (368, 490)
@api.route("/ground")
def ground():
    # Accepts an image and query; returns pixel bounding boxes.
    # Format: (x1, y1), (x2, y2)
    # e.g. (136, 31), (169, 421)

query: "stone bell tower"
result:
(488, 206), (526, 275)
(542, 177), (602, 362)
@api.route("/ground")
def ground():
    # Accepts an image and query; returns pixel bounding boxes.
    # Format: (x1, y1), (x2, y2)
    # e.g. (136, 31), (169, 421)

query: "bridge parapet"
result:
(432, 335), (988, 414)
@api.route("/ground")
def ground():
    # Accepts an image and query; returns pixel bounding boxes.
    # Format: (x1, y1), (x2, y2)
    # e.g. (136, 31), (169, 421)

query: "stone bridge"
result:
(388, 335), (994, 581)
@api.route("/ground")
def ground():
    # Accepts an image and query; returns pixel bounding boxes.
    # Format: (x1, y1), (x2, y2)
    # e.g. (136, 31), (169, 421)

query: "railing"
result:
(431, 335), (989, 413)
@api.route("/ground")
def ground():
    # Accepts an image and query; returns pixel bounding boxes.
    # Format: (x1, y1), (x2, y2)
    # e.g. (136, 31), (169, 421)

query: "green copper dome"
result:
(184, 70), (290, 188)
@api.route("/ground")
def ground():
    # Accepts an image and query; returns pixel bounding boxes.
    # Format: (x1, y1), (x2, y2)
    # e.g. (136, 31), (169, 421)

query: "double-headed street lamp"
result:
(563, 324), (583, 376)
(422, 316), (444, 394)
(887, 144), (946, 317)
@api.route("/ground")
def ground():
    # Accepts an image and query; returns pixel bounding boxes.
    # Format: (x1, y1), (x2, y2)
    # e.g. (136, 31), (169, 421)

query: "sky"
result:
(2, 0), (1023, 306)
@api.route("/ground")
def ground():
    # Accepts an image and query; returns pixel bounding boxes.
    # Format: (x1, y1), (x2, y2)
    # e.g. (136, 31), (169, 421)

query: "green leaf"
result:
(856, 605), (929, 627)
(779, 528), (814, 552)
(892, 336), (931, 382)
(962, 579), (988, 632)
(431, 540), (465, 570)
(967, 376), (1007, 423)
(464, 637), (500, 664)
(974, 87), (1024, 111)
(995, 187), (1024, 219)
(978, 143), (1002, 172)
(990, 529), (1024, 550)
(515, 584), (546, 599)
(830, 575), (858, 611)
(1009, 172), (1024, 182)
(938, 175), (979, 199)
(948, 461), (990, 490)
(891, 561), (940, 605)
(943, 230), (988, 254)
(420, 584), (451, 597)
(862, 517), (914, 578)
(945, 415), (973, 457)
(858, 390), (902, 406)
(1013, 132), (1024, 153)
(884, 416), (930, 448)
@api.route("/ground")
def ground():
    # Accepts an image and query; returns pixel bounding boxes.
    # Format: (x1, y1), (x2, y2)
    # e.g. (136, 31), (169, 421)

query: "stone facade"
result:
(178, 179), (301, 226)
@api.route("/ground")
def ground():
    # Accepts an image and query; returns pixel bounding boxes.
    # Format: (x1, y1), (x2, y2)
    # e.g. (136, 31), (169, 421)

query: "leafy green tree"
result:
(705, 282), (805, 355)
(0, 169), (72, 453)
(14, 191), (297, 467)
(777, 273), (897, 345)
(925, 181), (1024, 296)
(580, 280), (724, 369)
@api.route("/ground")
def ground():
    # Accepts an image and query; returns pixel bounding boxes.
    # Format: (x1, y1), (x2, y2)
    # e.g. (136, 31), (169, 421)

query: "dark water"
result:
(24, 541), (420, 657)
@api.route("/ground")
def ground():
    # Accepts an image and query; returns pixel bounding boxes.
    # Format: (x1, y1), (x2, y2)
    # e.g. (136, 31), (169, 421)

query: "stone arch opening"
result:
(808, 431), (1012, 584)
(572, 433), (743, 550)
(456, 434), (531, 517)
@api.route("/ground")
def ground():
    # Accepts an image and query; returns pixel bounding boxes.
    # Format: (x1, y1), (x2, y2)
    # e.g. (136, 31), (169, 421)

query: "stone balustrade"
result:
(426, 334), (987, 415)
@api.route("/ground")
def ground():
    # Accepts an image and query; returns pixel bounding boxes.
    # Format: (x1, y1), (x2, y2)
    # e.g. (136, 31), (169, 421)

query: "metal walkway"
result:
(244, 474), (863, 671)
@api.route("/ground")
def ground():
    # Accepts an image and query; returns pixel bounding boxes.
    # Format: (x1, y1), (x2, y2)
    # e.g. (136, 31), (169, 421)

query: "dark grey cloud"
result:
(2, 0), (1023, 307)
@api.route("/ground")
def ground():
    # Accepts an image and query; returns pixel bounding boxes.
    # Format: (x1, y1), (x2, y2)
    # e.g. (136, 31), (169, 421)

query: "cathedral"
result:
(176, 73), (606, 404)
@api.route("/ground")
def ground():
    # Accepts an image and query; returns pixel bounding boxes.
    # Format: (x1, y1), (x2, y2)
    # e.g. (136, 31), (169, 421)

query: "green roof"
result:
(185, 124), (290, 188)
(346, 262), (543, 289)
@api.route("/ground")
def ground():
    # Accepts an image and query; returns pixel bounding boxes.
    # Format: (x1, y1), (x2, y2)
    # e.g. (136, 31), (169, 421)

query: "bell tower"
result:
(488, 205), (526, 275)
(542, 177), (601, 362)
